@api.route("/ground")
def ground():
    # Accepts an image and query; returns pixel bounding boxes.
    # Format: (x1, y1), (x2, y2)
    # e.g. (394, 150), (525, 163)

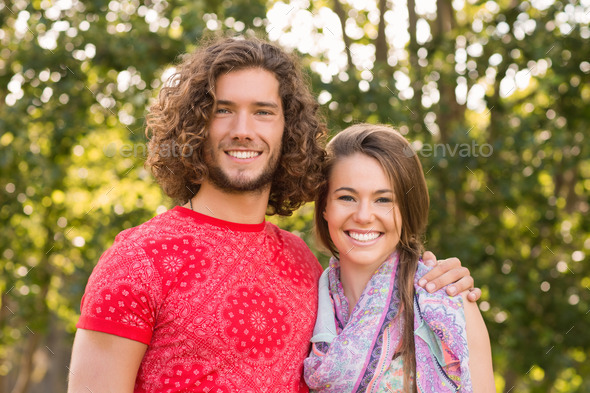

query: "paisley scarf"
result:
(303, 252), (472, 392)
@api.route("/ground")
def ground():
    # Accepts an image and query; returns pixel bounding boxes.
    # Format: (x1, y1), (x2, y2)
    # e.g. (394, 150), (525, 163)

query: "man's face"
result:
(203, 68), (285, 193)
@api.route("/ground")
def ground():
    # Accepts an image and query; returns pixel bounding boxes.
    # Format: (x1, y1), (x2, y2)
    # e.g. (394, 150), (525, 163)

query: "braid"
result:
(398, 238), (423, 393)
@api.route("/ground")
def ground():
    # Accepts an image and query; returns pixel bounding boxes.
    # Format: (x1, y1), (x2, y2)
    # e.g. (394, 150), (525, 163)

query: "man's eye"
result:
(257, 110), (272, 115)
(216, 108), (230, 114)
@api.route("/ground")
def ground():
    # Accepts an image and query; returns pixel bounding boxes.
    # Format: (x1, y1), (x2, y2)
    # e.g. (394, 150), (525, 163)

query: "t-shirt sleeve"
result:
(76, 232), (161, 345)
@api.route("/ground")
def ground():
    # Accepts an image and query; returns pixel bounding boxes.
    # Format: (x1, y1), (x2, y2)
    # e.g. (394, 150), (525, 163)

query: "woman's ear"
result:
(322, 210), (327, 220)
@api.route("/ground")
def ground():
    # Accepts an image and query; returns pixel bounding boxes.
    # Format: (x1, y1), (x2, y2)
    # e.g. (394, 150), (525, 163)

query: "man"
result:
(68, 37), (479, 393)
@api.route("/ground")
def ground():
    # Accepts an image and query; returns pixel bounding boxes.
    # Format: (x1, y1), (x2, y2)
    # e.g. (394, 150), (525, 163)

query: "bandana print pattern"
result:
(78, 207), (322, 393)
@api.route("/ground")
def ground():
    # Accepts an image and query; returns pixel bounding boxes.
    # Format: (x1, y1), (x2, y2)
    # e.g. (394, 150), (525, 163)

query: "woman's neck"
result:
(339, 263), (380, 314)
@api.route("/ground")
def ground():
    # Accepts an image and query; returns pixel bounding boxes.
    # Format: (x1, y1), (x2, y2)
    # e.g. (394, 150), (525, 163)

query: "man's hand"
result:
(418, 251), (482, 302)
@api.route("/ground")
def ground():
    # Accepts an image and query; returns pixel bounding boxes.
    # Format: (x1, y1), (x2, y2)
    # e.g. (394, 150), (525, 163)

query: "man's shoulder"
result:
(265, 222), (309, 250)
(265, 222), (322, 275)
(91, 207), (200, 279)
(113, 206), (189, 242)
(102, 207), (193, 261)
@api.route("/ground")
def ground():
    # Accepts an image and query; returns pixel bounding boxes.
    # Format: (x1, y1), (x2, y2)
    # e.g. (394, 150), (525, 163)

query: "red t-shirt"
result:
(77, 206), (323, 392)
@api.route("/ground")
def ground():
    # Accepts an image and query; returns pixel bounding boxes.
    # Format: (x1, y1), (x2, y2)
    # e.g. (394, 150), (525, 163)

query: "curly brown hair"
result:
(314, 123), (430, 392)
(145, 37), (327, 216)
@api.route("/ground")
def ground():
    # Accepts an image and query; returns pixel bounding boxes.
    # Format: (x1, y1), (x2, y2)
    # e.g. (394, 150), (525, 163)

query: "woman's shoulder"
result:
(413, 261), (473, 391)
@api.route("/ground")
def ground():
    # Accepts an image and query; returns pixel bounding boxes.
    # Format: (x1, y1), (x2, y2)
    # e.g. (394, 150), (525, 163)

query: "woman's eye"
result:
(376, 197), (393, 203)
(337, 195), (355, 202)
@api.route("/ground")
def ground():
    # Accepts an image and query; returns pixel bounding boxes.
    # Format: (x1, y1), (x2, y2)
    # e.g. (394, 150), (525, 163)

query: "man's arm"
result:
(68, 329), (147, 393)
(418, 251), (482, 301)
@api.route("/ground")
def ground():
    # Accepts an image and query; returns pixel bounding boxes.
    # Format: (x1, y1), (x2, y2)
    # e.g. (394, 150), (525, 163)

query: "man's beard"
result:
(203, 145), (282, 194)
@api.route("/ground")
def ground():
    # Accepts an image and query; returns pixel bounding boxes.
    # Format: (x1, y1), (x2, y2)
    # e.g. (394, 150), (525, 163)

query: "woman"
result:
(304, 124), (494, 392)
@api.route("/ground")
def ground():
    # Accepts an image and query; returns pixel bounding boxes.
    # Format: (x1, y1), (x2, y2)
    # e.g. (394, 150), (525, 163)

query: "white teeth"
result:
(227, 151), (260, 159)
(348, 231), (380, 242)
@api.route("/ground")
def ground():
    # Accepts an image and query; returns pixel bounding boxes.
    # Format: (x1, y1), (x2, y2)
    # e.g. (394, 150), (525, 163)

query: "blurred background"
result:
(1, 0), (589, 392)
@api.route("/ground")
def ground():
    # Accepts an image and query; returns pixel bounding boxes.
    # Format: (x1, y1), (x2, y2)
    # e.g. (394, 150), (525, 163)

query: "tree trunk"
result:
(435, 0), (463, 144)
(436, 0), (454, 36)
(407, 0), (423, 122)
(30, 315), (71, 393)
(375, 0), (389, 64)
(332, 0), (355, 72)
(433, 0), (467, 223)
(503, 368), (518, 393)
(10, 334), (40, 393)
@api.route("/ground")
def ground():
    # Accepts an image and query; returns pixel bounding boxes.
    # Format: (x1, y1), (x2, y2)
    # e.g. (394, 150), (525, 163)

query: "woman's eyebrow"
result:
(334, 187), (356, 193)
(333, 187), (393, 194)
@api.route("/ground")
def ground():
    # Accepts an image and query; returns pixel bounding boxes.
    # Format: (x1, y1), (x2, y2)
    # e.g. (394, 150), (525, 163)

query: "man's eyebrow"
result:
(215, 100), (234, 107)
(253, 101), (280, 108)
(215, 99), (280, 109)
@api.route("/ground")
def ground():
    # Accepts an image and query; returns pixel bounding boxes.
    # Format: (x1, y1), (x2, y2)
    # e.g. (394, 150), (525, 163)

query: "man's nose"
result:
(229, 111), (254, 140)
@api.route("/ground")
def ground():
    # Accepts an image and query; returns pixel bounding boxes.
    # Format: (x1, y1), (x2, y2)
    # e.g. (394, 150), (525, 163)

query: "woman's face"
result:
(323, 153), (402, 271)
